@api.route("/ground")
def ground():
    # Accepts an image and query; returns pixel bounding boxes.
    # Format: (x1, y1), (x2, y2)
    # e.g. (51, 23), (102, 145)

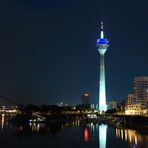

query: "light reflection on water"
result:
(99, 124), (107, 148)
(115, 128), (148, 148)
(0, 114), (148, 148)
(1, 113), (5, 130)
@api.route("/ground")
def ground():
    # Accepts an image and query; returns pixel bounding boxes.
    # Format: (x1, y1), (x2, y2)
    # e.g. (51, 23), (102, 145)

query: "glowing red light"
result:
(84, 128), (89, 142)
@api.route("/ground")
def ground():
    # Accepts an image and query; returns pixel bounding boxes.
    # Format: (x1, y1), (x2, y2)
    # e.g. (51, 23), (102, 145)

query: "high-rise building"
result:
(134, 76), (148, 103)
(82, 92), (90, 105)
(96, 22), (109, 112)
(143, 88), (148, 105)
(124, 77), (148, 115)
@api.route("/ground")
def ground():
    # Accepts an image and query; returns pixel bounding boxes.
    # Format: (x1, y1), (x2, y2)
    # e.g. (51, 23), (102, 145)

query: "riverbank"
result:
(8, 113), (148, 132)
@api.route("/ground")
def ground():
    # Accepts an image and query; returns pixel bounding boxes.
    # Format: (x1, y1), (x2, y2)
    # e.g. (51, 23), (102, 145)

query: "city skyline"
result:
(0, 0), (148, 105)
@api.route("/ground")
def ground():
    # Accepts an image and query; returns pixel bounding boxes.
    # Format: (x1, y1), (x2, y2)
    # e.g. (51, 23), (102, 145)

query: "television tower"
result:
(96, 22), (109, 112)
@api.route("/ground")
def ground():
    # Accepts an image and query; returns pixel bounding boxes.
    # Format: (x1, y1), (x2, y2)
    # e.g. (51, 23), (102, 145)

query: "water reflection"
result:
(115, 128), (148, 147)
(1, 113), (5, 130)
(14, 119), (82, 136)
(16, 121), (147, 148)
(82, 123), (107, 148)
(84, 128), (89, 142)
(99, 124), (107, 148)
(0, 115), (148, 148)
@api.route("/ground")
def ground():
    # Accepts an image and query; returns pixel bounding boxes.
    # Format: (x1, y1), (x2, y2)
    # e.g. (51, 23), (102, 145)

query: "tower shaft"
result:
(99, 53), (106, 111)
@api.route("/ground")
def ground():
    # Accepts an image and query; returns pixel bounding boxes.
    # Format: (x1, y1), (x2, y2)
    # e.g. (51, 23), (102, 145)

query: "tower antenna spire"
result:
(100, 21), (104, 39)
(101, 21), (103, 30)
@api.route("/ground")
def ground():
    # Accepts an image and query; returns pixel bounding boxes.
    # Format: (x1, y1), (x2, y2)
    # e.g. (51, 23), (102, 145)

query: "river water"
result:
(0, 114), (148, 148)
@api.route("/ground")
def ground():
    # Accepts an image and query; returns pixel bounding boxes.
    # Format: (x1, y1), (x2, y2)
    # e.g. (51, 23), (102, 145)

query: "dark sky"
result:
(0, 0), (148, 105)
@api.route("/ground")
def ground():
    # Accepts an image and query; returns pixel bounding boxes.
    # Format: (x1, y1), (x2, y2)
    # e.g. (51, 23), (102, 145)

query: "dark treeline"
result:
(16, 104), (91, 115)
(10, 104), (91, 124)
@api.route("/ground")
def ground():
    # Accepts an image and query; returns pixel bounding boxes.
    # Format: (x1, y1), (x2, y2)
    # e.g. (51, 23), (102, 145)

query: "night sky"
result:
(0, 0), (148, 105)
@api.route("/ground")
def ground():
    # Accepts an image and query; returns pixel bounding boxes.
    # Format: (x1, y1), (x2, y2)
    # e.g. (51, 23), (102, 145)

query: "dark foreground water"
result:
(0, 114), (148, 148)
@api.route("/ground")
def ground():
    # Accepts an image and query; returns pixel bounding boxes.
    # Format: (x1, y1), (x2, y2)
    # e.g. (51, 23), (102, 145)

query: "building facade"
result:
(134, 76), (148, 103)
(125, 103), (147, 115)
(125, 77), (148, 115)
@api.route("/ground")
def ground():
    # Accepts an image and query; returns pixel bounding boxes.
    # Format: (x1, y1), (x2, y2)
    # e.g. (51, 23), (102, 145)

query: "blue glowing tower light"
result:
(96, 22), (109, 112)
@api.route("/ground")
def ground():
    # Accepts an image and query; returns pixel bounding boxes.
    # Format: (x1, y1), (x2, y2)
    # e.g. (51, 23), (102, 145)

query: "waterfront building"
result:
(125, 94), (148, 115)
(96, 22), (109, 112)
(0, 106), (17, 113)
(125, 103), (147, 115)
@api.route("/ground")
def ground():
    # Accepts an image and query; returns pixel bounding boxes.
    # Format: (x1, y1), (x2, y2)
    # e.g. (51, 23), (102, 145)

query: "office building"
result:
(82, 92), (90, 105)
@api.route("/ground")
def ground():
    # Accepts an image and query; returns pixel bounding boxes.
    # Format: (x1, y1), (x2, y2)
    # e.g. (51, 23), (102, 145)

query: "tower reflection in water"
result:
(83, 122), (148, 148)
(83, 123), (107, 148)
(99, 124), (107, 148)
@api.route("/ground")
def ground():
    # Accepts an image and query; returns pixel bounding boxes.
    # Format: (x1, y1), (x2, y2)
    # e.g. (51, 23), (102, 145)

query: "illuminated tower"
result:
(96, 22), (109, 112)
